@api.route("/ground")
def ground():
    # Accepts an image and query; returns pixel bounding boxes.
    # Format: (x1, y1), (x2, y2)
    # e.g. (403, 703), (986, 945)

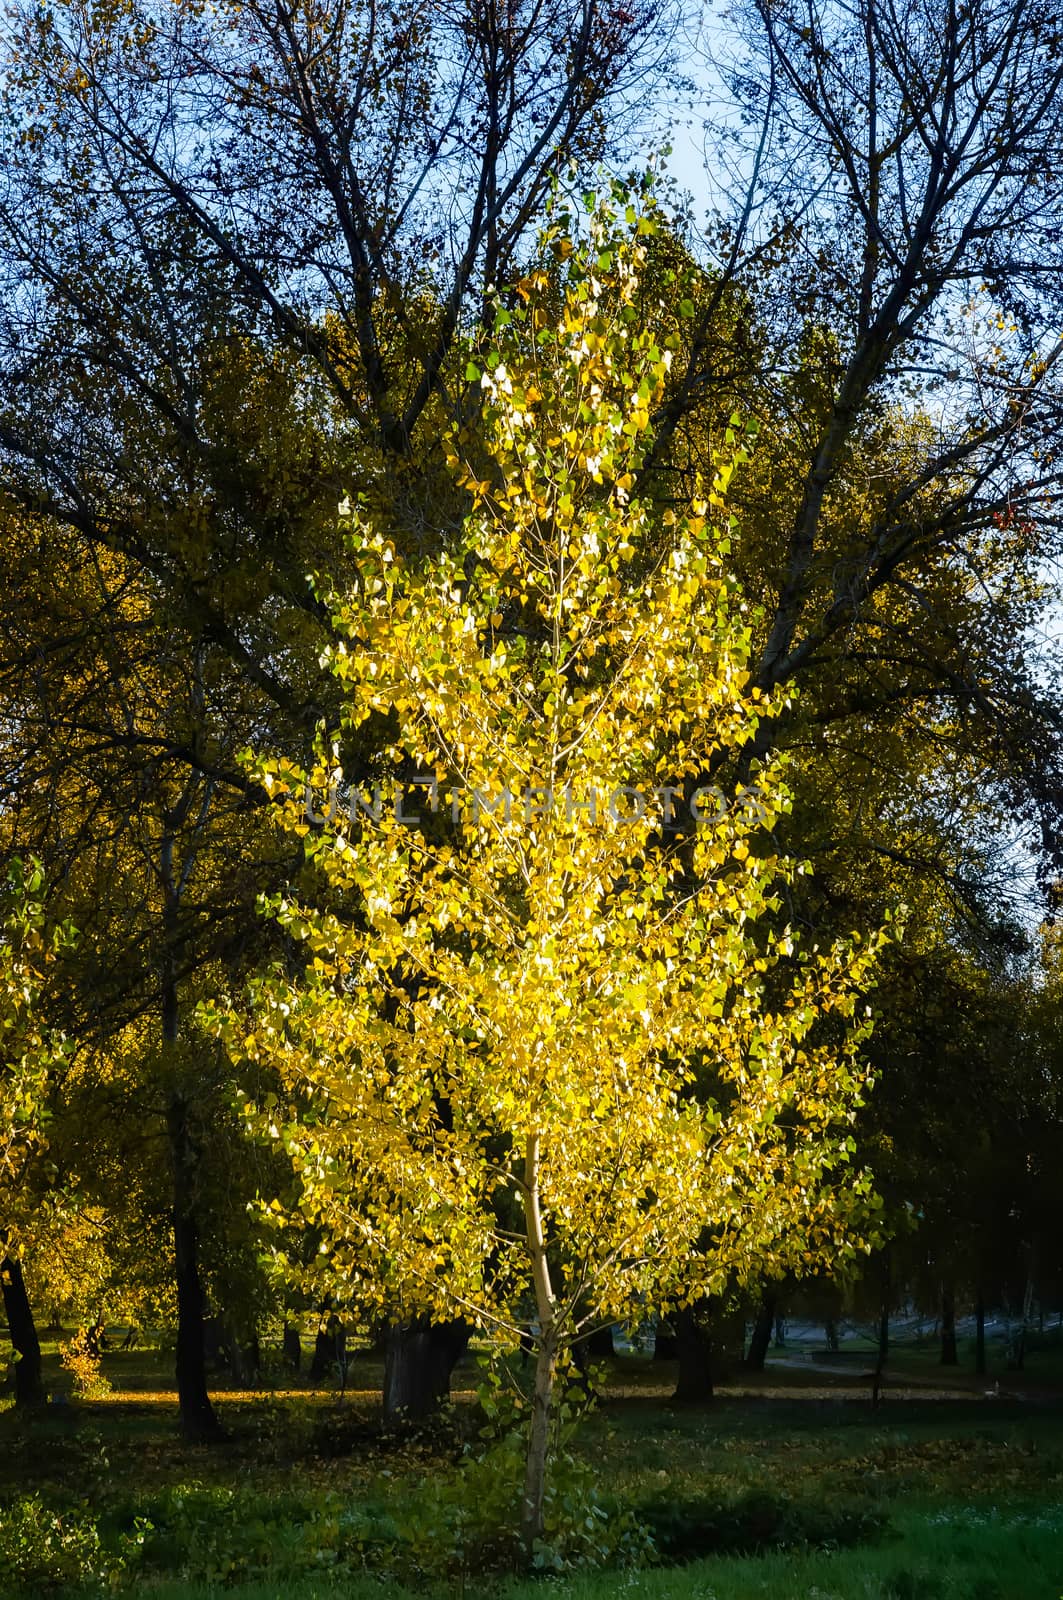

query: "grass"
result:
(93, 1504), (1063, 1600)
(3, 1336), (1063, 1598)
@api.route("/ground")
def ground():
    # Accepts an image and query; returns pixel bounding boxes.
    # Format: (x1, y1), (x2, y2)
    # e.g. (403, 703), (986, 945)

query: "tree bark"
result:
(975, 1291), (987, 1376)
(282, 1322), (301, 1372)
(940, 1282), (958, 1365)
(520, 1331), (556, 1563)
(310, 1318), (336, 1382)
(381, 1318), (468, 1423)
(1, 1252), (44, 1407)
(745, 1295), (776, 1370)
(161, 822), (222, 1443)
(672, 1302), (714, 1403)
(168, 1093), (223, 1441)
(877, 1251), (891, 1368)
(519, 1129), (557, 1562)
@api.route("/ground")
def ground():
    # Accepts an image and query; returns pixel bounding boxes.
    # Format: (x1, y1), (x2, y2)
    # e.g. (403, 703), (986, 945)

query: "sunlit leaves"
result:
(211, 199), (888, 1359)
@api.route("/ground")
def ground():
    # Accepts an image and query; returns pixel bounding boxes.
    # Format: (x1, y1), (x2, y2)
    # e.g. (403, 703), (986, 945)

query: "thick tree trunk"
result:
(975, 1291), (987, 1376)
(940, 1283), (958, 1365)
(520, 1332), (557, 1562)
(382, 1318), (468, 1424)
(1, 1253), (44, 1407)
(745, 1295), (776, 1370)
(672, 1302), (714, 1403)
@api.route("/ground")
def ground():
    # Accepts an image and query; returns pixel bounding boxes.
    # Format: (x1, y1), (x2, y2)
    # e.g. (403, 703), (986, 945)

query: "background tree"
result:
(662, 0), (1063, 874)
(0, 859), (75, 1407)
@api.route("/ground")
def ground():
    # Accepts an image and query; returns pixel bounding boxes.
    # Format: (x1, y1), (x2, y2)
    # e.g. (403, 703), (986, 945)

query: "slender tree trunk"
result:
(673, 1302), (714, 1403)
(168, 1093), (222, 1441)
(940, 1282), (958, 1365)
(520, 1131), (557, 1563)
(1, 1252), (44, 1407)
(1013, 1270), (1034, 1371)
(310, 1315), (336, 1382)
(877, 1252), (891, 1367)
(975, 1291), (987, 1376)
(520, 1330), (557, 1562)
(745, 1295), (776, 1371)
(161, 826), (222, 1443)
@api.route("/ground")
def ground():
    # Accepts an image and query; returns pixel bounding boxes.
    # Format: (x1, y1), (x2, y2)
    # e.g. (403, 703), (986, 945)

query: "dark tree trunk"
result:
(1, 1253), (44, 1408)
(877, 1251), (891, 1368)
(309, 1311), (347, 1382)
(824, 1318), (840, 1352)
(581, 1323), (615, 1361)
(672, 1302), (713, 1404)
(282, 1322), (301, 1372)
(569, 1324), (613, 1396)
(310, 1325), (335, 1381)
(382, 1318), (469, 1424)
(161, 827), (222, 1443)
(975, 1291), (987, 1376)
(167, 1093), (223, 1442)
(940, 1283), (958, 1365)
(773, 1315), (786, 1347)
(745, 1295), (776, 1370)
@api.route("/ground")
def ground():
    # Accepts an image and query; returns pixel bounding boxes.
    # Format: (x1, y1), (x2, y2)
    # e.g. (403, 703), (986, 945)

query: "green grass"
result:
(98, 1503), (1063, 1600)
(4, 1338), (1063, 1598)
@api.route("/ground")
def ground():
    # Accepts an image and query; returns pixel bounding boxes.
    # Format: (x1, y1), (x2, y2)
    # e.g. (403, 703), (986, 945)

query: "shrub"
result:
(634, 1485), (889, 1563)
(59, 1330), (111, 1401)
(0, 1495), (127, 1593)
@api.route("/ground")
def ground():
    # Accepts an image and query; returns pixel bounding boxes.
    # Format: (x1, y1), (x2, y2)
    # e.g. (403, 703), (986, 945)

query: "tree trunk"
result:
(877, 1251), (891, 1368)
(1, 1252), (44, 1407)
(310, 1318), (336, 1382)
(519, 1130), (558, 1562)
(382, 1318), (468, 1424)
(581, 1323), (615, 1360)
(940, 1282), (958, 1365)
(282, 1322), (301, 1372)
(672, 1301), (714, 1403)
(520, 1331), (557, 1563)
(161, 825), (222, 1444)
(745, 1295), (776, 1370)
(975, 1291), (987, 1376)
(167, 1093), (222, 1441)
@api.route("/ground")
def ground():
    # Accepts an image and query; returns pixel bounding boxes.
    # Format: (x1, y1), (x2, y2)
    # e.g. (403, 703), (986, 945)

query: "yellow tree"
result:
(214, 195), (888, 1559)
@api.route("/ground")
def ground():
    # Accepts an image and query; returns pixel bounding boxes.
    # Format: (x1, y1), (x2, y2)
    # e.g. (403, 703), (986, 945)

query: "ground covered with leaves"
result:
(2, 1342), (1062, 1597)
